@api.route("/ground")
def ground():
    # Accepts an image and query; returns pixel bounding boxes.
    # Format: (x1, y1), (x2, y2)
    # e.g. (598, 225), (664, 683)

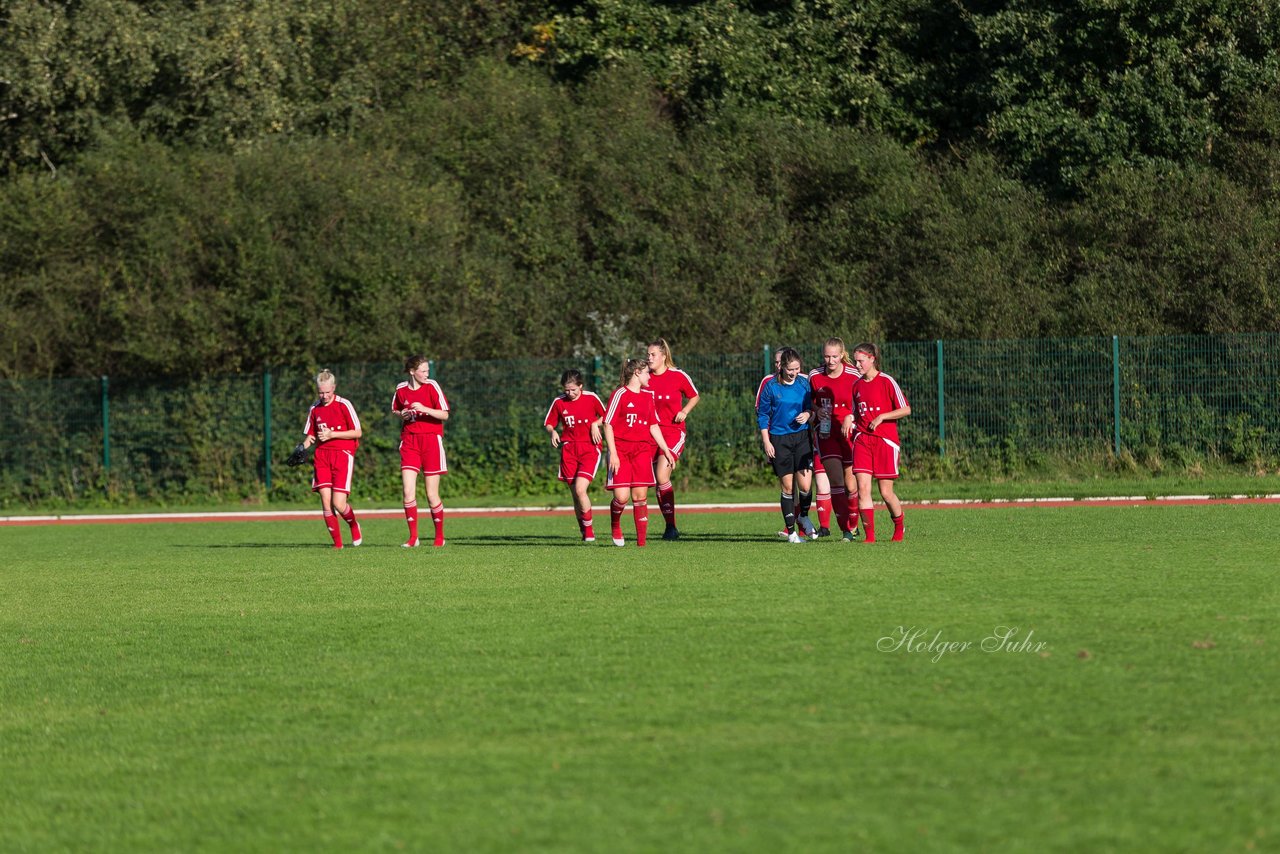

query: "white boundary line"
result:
(3, 494), (1280, 523)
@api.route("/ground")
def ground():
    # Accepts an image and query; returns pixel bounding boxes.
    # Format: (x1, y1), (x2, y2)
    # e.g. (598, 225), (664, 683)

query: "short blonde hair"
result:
(316, 370), (336, 387)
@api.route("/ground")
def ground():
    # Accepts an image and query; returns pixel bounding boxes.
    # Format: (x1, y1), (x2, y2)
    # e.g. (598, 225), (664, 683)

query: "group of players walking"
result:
(755, 338), (910, 545)
(298, 338), (907, 549)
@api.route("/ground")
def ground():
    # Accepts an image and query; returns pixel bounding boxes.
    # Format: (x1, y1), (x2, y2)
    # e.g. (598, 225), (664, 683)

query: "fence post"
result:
(593, 355), (603, 392)
(936, 340), (945, 457)
(263, 369), (273, 492)
(763, 344), (772, 376)
(100, 375), (111, 475)
(1112, 335), (1121, 456)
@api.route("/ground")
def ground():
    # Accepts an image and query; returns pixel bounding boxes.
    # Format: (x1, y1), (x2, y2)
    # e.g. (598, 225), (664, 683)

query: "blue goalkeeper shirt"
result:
(757, 375), (812, 435)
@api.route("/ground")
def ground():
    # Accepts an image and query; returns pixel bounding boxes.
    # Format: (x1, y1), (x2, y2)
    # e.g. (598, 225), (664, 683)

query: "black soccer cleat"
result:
(816, 527), (831, 538)
(662, 526), (681, 541)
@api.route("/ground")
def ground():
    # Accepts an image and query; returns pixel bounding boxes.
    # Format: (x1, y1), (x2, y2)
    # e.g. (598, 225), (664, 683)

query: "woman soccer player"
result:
(391, 355), (450, 547)
(604, 358), (677, 547)
(848, 342), (911, 542)
(756, 348), (816, 543)
(544, 369), (606, 542)
(301, 370), (363, 549)
(810, 338), (862, 541)
(645, 338), (700, 540)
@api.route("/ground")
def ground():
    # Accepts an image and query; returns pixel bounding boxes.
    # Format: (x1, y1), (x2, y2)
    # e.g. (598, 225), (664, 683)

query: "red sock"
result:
(610, 499), (625, 540)
(403, 501), (418, 544)
(860, 508), (876, 543)
(816, 491), (832, 529)
(892, 512), (905, 541)
(581, 508), (594, 540)
(657, 482), (676, 528)
(831, 488), (849, 533)
(323, 511), (343, 548)
(430, 503), (445, 546)
(633, 500), (649, 547)
(339, 506), (360, 544)
(847, 490), (861, 532)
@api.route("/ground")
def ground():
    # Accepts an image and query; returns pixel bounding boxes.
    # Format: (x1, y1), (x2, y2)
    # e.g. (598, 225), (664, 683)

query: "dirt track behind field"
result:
(3, 496), (1279, 526)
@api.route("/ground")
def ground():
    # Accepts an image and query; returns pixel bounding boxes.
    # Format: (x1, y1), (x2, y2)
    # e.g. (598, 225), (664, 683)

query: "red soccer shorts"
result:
(559, 442), (603, 483)
(852, 432), (901, 480)
(816, 431), (854, 467)
(655, 426), (687, 463)
(607, 440), (657, 489)
(312, 446), (356, 494)
(400, 433), (448, 476)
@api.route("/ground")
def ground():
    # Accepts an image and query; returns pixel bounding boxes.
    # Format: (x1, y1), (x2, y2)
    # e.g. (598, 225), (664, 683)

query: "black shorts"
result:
(769, 431), (814, 477)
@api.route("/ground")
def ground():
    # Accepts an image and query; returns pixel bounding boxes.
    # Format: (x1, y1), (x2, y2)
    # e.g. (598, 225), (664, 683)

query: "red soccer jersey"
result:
(852, 372), (909, 444)
(645, 368), (698, 432)
(605, 387), (659, 444)
(544, 391), (606, 444)
(304, 395), (361, 452)
(810, 366), (860, 434)
(392, 380), (449, 435)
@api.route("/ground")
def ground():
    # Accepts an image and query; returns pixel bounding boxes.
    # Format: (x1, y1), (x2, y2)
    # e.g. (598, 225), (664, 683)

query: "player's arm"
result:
(673, 380), (700, 423)
(649, 423), (676, 468)
(546, 422), (561, 448)
(870, 404), (911, 431)
(756, 386), (775, 456)
(603, 421), (619, 476)
(589, 416), (603, 446)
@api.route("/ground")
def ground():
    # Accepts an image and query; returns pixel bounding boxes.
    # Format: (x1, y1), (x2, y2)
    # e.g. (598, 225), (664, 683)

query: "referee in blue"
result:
(756, 347), (817, 543)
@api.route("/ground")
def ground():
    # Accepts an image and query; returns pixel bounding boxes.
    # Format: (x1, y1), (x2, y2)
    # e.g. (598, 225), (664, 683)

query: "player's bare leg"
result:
(401, 469), (419, 547)
(572, 476), (595, 542)
(855, 471), (876, 543)
(631, 486), (651, 547)
(878, 478), (905, 541)
(424, 474), (445, 547)
(318, 487), (343, 549)
(655, 455), (678, 540)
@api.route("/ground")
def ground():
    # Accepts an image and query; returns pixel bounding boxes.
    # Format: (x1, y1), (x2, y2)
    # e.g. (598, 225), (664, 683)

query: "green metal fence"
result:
(2, 334), (1277, 506)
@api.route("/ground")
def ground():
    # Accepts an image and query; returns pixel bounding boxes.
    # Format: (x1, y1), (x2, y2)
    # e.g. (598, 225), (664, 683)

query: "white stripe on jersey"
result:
(882, 373), (908, 408)
(604, 387), (627, 423)
(336, 395), (361, 431)
(672, 368), (699, 396)
(424, 379), (449, 411)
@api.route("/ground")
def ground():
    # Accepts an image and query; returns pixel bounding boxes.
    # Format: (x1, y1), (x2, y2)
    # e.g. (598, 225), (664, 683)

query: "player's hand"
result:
(590, 425), (603, 446)
(663, 449), (677, 469)
(608, 454), (619, 477)
(317, 428), (332, 442)
(841, 415), (855, 438)
(673, 412), (687, 424)
(869, 416), (883, 431)
(763, 440), (775, 459)
(410, 402), (429, 414)
(794, 411), (811, 425)
(549, 431), (561, 448)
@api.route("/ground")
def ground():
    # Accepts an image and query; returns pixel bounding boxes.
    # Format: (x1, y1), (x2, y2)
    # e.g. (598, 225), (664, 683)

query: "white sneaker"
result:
(787, 531), (805, 544)
(776, 530), (790, 540)
(351, 537), (362, 547)
(612, 537), (626, 547)
(583, 536), (596, 543)
(402, 539), (419, 548)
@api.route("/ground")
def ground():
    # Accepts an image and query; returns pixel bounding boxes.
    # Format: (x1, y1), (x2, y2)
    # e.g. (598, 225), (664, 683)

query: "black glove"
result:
(285, 442), (308, 467)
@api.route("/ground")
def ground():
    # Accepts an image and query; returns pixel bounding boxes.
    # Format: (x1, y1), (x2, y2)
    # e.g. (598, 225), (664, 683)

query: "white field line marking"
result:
(4, 495), (1280, 523)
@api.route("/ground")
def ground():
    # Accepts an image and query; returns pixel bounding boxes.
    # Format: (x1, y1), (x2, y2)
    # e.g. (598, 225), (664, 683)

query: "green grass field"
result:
(4, 507), (1278, 852)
